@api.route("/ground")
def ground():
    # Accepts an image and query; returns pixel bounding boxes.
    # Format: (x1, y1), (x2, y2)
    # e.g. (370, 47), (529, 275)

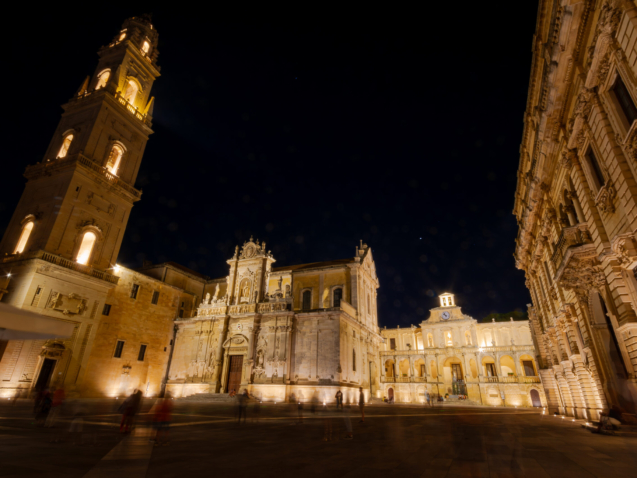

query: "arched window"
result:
(333, 288), (342, 307)
(124, 80), (139, 104)
(352, 349), (356, 372)
(76, 231), (97, 265)
(367, 293), (371, 311)
(302, 290), (311, 311)
(57, 134), (73, 158)
(14, 221), (34, 254)
(142, 40), (150, 54)
(106, 144), (124, 175)
(95, 69), (110, 90)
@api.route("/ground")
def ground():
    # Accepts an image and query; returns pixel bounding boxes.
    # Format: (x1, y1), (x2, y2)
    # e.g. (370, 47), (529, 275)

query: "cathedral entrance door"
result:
(388, 388), (394, 402)
(226, 355), (243, 394)
(35, 359), (56, 391)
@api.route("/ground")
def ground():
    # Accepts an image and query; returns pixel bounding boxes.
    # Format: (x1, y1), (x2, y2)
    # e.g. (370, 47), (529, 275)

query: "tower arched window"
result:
(124, 80), (139, 104)
(142, 40), (150, 54)
(14, 221), (34, 254)
(57, 134), (73, 158)
(302, 290), (311, 311)
(106, 144), (124, 175)
(76, 231), (97, 265)
(95, 69), (110, 90)
(333, 287), (343, 307)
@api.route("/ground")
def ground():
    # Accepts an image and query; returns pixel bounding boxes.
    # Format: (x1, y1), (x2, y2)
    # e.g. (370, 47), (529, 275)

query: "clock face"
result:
(441, 311), (451, 320)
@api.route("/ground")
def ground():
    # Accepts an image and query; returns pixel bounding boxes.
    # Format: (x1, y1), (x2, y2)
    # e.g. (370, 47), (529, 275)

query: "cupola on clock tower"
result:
(0, 16), (160, 396)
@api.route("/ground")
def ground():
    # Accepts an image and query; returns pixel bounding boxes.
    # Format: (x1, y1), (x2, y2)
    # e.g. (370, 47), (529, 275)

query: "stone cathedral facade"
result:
(514, 0), (637, 421)
(166, 239), (383, 403)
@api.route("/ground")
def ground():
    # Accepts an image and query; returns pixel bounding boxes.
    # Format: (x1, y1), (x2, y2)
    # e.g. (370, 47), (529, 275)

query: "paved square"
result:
(0, 400), (636, 477)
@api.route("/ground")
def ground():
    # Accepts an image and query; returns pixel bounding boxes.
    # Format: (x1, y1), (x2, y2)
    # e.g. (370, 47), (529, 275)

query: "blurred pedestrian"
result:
(45, 386), (65, 429)
(119, 389), (142, 434)
(153, 398), (173, 446)
(425, 390), (431, 408)
(35, 387), (52, 427)
(335, 390), (343, 411)
(358, 387), (365, 423)
(297, 399), (304, 424)
(237, 389), (249, 424)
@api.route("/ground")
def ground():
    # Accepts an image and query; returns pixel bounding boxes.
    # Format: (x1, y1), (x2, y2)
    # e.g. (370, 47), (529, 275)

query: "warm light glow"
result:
(124, 80), (139, 105)
(119, 32), (126, 41)
(57, 134), (73, 158)
(76, 231), (96, 265)
(14, 221), (34, 253)
(95, 69), (111, 90)
(106, 144), (124, 175)
(142, 40), (150, 54)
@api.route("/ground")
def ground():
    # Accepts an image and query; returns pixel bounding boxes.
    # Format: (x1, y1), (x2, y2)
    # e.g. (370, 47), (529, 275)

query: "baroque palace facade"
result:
(0, 16), (545, 408)
(514, 0), (637, 421)
(380, 294), (546, 407)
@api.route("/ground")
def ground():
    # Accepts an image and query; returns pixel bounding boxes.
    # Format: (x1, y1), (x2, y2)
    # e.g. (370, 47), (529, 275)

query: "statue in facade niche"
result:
(213, 284), (220, 300)
(277, 277), (283, 291)
(285, 284), (291, 297)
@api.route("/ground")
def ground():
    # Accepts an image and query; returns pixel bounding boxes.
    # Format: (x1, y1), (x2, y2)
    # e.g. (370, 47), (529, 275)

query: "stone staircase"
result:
(179, 393), (234, 403)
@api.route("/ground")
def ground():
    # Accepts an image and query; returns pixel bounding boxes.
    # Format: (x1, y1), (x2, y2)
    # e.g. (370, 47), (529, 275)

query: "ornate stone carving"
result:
(595, 183), (616, 214)
(47, 291), (87, 315)
(560, 148), (577, 170)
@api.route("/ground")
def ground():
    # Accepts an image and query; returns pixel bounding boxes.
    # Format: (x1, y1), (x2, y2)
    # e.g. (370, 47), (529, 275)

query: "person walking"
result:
(120, 389), (142, 434)
(153, 398), (173, 446)
(335, 390), (343, 411)
(358, 387), (365, 423)
(45, 386), (66, 429)
(35, 388), (52, 427)
(237, 389), (249, 424)
(424, 390), (431, 408)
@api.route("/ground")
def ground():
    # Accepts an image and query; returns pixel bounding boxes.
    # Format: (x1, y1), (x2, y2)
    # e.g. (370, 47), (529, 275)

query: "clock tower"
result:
(425, 292), (464, 323)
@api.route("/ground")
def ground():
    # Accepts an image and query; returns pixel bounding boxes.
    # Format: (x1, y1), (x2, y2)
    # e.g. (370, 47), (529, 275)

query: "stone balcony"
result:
(380, 375), (541, 384)
(550, 223), (593, 272)
(3, 249), (119, 285)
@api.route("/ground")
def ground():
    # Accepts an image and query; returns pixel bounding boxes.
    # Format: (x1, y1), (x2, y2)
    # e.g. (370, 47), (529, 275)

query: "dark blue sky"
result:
(0, 4), (539, 326)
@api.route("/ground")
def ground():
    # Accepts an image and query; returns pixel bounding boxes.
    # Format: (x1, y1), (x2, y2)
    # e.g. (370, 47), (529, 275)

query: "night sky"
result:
(1, 4), (539, 327)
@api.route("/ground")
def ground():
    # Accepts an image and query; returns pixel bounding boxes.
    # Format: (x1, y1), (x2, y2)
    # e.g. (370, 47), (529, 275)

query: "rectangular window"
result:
(138, 344), (147, 361)
(390, 338), (396, 350)
(102, 304), (111, 316)
(151, 290), (160, 305)
(586, 148), (605, 190)
(178, 308), (184, 318)
(114, 340), (125, 358)
(522, 360), (535, 377)
(612, 75), (637, 125)
(130, 284), (140, 300)
(302, 290), (311, 310)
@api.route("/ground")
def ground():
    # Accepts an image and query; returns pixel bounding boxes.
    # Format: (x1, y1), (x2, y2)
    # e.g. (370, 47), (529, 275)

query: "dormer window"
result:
(95, 69), (110, 90)
(14, 221), (34, 254)
(57, 134), (73, 158)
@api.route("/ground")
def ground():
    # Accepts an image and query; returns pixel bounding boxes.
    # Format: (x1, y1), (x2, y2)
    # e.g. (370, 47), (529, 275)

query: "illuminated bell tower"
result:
(0, 15), (160, 270)
(0, 16), (160, 397)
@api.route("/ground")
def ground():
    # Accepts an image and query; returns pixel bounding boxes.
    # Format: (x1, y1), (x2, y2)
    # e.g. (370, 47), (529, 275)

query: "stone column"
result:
(283, 323), (294, 382)
(246, 323), (258, 384)
(211, 315), (229, 393)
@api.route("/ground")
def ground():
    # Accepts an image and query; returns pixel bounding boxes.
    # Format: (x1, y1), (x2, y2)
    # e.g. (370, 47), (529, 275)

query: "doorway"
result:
(226, 355), (243, 394)
(35, 358), (56, 391)
(451, 363), (462, 381)
(388, 387), (394, 402)
(530, 389), (541, 407)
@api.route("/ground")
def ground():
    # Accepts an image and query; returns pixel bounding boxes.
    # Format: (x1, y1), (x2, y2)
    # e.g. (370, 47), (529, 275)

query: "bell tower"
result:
(0, 15), (159, 271)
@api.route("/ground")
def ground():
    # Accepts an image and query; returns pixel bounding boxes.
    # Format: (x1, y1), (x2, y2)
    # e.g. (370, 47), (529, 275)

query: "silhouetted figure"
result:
(335, 390), (343, 410)
(45, 386), (66, 429)
(237, 389), (249, 424)
(34, 388), (52, 427)
(119, 389), (142, 434)
(358, 387), (365, 423)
